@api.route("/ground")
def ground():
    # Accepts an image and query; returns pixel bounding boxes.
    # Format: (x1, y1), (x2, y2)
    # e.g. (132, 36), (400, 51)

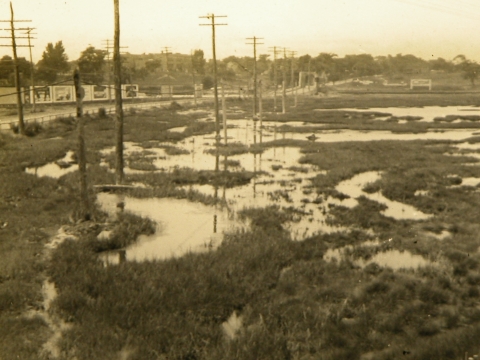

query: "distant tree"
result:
(77, 46), (106, 84)
(145, 59), (162, 73)
(429, 57), (454, 72)
(192, 49), (206, 75)
(0, 55), (32, 86)
(298, 54), (312, 72)
(36, 41), (69, 84)
(454, 55), (480, 87)
(202, 75), (214, 89)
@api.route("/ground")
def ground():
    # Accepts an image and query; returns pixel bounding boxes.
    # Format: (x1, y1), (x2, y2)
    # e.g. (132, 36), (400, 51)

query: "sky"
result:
(3, 0), (480, 63)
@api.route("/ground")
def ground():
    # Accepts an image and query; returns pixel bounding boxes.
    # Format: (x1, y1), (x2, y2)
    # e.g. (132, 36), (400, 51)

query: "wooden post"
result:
(191, 51), (197, 107)
(294, 80), (298, 107)
(73, 69), (90, 220)
(10, 3), (24, 135)
(113, 0), (124, 184)
(282, 80), (286, 114)
(221, 81), (227, 145)
(26, 28), (35, 113)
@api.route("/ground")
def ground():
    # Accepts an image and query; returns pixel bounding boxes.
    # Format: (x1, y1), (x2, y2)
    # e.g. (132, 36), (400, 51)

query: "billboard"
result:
(194, 84), (203, 98)
(161, 85), (173, 97)
(0, 87), (23, 105)
(80, 85), (93, 102)
(32, 86), (52, 103)
(410, 79), (432, 90)
(53, 86), (74, 102)
(92, 85), (109, 100)
(122, 84), (138, 98)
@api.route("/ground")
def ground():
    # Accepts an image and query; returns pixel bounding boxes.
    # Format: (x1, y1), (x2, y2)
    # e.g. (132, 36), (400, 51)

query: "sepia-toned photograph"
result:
(2, 0), (480, 359)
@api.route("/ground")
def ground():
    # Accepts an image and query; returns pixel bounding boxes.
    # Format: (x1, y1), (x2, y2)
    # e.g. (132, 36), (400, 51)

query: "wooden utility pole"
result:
(191, 50), (197, 107)
(0, 3), (31, 135)
(161, 46), (172, 72)
(269, 46), (280, 113)
(246, 36), (263, 118)
(200, 13), (227, 142)
(24, 27), (36, 112)
(282, 48), (287, 114)
(113, 0), (124, 184)
(73, 69), (90, 220)
(289, 50), (297, 89)
(103, 39), (128, 102)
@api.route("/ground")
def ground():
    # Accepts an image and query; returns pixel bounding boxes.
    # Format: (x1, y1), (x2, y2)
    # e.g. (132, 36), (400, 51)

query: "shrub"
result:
(169, 101), (182, 111)
(98, 107), (107, 118)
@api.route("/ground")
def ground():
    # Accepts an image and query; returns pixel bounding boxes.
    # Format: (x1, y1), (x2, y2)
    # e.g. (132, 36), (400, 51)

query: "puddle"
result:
(320, 106), (480, 123)
(97, 193), (240, 262)
(26, 151), (78, 178)
(324, 241), (433, 270)
(168, 126), (187, 133)
(334, 172), (432, 220)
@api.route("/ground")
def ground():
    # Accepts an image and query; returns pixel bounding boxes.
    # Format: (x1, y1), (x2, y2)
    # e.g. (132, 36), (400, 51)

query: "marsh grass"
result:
(5, 94), (480, 358)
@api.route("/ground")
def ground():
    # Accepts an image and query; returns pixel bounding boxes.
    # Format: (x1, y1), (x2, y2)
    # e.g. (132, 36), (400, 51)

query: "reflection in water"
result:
(334, 172), (432, 220)
(97, 193), (237, 263)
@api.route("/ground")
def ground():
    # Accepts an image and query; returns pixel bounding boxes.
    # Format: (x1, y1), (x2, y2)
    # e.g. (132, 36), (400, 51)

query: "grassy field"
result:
(3, 93), (480, 359)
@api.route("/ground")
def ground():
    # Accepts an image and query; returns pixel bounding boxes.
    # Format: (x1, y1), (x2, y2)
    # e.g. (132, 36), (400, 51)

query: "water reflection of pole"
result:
(118, 249), (126, 264)
(214, 150), (219, 233)
(253, 152), (257, 199)
(223, 155), (227, 201)
(222, 81), (227, 145)
(259, 80), (263, 144)
(274, 124), (277, 157)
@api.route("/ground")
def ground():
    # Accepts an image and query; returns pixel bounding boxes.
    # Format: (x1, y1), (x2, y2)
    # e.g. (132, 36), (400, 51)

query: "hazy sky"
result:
(4, 0), (480, 63)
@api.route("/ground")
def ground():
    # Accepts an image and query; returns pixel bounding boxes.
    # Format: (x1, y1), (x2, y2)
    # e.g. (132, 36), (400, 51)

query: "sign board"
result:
(194, 84), (203, 98)
(410, 79), (432, 90)
(122, 84), (138, 98)
(32, 86), (52, 103)
(161, 85), (173, 97)
(53, 86), (74, 102)
(80, 85), (93, 101)
(92, 85), (109, 100)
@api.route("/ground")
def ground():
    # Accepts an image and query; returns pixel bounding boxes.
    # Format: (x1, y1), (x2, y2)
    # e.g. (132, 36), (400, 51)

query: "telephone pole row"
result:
(246, 36), (263, 118)
(268, 46), (281, 113)
(199, 14), (227, 142)
(0, 2), (32, 134)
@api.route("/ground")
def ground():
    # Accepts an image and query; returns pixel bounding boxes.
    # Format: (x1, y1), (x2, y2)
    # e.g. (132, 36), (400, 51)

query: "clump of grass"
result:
(10, 122), (43, 136)
(98, 107), (107, 118)
(161, 145), (190, 156)
(87, 212), (156, 252)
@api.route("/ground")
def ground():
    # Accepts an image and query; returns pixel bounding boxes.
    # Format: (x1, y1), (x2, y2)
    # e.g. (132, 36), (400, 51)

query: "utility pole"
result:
(113, 0), (124, 184)
(268, 46), (280, 113)
(0, 2), (31, 135)
(288, 50), (297, 89)
(73, 69), (90, 220)
(102, 39), (128, 102)
(200, 13), (227, 142)
(23, 27), (36, 112)
(191, 50), (197, 107)
(246, 36), (263, 118)
(161, 46), (172, 72)
(282, 47), (288, 114)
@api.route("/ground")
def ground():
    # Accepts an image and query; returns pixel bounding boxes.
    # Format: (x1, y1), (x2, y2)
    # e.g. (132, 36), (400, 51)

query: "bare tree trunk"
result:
(114, 0), (124, 184)
(73, 69), (90, 220)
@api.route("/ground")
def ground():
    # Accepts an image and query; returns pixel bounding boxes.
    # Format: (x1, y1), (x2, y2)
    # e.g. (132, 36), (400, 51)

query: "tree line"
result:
(1, 42), (480, 88)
